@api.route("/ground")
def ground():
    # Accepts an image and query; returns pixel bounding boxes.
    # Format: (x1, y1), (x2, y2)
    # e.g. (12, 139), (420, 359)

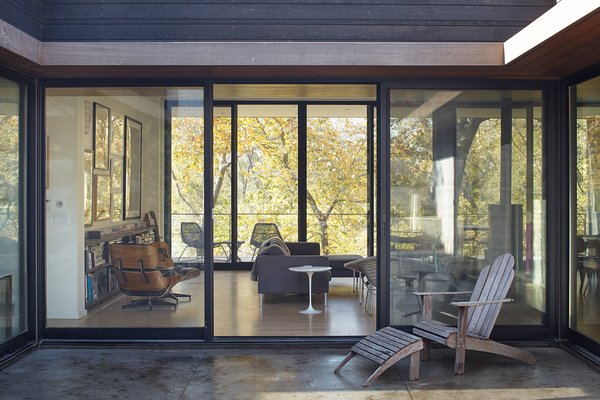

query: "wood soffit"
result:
(1, 5), (600, 80)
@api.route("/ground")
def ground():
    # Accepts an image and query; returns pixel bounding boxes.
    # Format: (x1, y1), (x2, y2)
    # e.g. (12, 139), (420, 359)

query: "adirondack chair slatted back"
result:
(467, 253), (514, 338)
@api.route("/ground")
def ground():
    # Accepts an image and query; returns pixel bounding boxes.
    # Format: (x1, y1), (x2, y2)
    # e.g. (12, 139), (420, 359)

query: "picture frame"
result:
(84, 150), (94, 226)
(124, 116), (142, 220)
(93, 174), (111, 222)
(93, 102), (110, 170)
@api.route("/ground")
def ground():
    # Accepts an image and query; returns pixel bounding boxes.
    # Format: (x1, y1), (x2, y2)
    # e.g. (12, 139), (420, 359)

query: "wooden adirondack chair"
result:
(412, 253), (536, 375)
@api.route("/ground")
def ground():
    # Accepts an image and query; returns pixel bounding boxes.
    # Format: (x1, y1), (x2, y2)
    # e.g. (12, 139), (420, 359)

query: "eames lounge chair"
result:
(108, 243), (179, 311)
(412, 253), (536, 374)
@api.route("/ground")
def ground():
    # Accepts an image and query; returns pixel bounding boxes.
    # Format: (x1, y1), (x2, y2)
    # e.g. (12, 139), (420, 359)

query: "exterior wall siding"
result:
(0, 0), (44, 39)
(42, 0), (554, 42)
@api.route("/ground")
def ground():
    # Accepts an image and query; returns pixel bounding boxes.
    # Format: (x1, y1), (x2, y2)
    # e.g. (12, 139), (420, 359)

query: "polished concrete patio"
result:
(0, 345), (599, 399)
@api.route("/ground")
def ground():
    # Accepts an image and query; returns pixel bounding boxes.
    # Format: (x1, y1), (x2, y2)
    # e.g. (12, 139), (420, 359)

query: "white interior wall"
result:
(46, 94), (163, 319)
(46, 96), (85, 319)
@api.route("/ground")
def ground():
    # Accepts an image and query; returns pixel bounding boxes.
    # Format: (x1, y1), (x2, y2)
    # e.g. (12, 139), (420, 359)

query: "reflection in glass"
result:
(93, 103), (110, 170)
(110, 158), (123, 222)
(110, 114), (124, 156)
(213, 107), (232, 263)
(572, 75), (600, 344)
(94, 174), (111, 221)
(124, 117), (142, 220)
(389, 90), (546, 327)
(84, 151), (93, 226)
(0, 77), (25, 342)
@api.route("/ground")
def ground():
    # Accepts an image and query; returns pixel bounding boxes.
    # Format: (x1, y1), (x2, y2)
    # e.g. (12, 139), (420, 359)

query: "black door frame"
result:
(29, 78), (562, 345)
(0, 67), (39, 363)
(564, 66), (600, 356)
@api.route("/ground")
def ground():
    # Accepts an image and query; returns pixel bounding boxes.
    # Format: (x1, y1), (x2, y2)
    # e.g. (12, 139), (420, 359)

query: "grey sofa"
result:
(250, 241), (330, 306)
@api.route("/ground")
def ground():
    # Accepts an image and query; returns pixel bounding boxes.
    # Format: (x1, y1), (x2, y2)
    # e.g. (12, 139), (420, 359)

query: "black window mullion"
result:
(377, 85), (390, 330)
(231, 105), (238, 264)
(367, 105), (375, 257)
(163, 101), (173, 247)
(298, 103), (307, 242)
(204, 84), (214, 341)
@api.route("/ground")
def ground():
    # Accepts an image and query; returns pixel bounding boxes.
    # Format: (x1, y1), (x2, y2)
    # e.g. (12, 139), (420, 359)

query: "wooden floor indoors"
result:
(47, 269), (548, 337)
(47, 270), (377, 337)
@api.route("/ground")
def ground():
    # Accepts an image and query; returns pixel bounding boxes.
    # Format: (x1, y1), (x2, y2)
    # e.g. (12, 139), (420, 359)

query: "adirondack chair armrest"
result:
(413, 291), (472, 320)
(450, 298), (513, 308)
(412, 291), (472, 297)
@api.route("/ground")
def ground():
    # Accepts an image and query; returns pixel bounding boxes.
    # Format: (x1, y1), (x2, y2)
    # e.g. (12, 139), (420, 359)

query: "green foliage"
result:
(0, 115), (20, 240)
(170, 113), (370, 257)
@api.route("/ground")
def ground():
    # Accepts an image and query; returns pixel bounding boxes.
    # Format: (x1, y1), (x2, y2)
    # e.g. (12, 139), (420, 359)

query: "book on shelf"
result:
(85, 250), (93, 271)
(88, 243), (106, 269)
(86, 274), (93, 304)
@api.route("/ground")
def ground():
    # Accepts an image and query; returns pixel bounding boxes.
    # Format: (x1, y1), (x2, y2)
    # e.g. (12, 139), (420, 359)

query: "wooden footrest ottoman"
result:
(334, 326), (423, 386)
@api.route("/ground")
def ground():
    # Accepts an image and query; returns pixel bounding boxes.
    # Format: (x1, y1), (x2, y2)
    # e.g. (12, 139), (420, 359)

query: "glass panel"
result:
(572, 75), (600, 343)
(45, 87), (205, 329)
(236, 105), (298, 261)
(0, 77), (26, 342)
(307, 105), (368, 256)
(213, 107), (233, 263)
(170, 102), (205, 265)
(389, 89), (546, 327)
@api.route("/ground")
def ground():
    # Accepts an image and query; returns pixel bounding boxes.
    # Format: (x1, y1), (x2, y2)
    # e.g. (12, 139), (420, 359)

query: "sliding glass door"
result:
(212, 99), (376, 337)
(571, 75), (600, 351)
(0, 76), (27, 347)
(45, 87), (206, 337)
(388, 89), (547, 329)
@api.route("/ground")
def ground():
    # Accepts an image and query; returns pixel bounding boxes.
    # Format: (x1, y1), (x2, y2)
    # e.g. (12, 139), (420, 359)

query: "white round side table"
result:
(289, 265), (332, 314)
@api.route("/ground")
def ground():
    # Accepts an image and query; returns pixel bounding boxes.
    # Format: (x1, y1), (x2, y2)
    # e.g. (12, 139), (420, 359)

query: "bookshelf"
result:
(84, 226), (156, 310)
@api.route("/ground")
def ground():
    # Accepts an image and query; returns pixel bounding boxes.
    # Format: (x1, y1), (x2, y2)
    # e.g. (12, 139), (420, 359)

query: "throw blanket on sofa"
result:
(250, 237), (290, 281)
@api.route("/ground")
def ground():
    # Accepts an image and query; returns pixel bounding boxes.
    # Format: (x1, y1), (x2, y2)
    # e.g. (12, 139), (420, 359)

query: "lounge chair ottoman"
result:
(334, 326), (423, 386)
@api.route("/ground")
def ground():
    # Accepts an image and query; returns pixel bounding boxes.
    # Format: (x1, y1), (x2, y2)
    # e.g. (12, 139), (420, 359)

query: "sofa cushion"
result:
(285, 242), (320, 255)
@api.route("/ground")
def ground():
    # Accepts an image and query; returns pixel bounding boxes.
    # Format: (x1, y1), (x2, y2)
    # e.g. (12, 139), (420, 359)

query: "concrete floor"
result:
(0, 346), (599, 400)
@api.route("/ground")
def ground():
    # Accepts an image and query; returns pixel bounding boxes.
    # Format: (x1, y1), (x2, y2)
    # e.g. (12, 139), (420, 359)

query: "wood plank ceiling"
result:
(505, 8), (600, 79)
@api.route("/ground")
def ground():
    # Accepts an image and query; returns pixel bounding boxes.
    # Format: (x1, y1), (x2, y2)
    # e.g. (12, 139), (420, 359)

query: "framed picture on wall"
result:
(84, 150), (94, 226)
(124, 116), (142, 220)
(94, 174), (111, 221)
(93, 102), (110, 171)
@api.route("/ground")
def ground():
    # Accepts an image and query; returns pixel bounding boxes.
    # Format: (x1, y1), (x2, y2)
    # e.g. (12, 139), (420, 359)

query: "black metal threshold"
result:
(560, 341), (600, 372)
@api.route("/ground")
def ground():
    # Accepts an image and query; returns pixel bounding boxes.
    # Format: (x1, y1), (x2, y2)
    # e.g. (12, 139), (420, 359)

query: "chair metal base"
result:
(122, 297), (177, 311)
(168, 292), (192, 302)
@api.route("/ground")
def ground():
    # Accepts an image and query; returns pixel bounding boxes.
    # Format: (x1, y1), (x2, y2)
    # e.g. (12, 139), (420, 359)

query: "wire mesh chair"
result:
(178, 222), (205, 262)
(357, 257), (377, 315)
(250, 222), (282, 261)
